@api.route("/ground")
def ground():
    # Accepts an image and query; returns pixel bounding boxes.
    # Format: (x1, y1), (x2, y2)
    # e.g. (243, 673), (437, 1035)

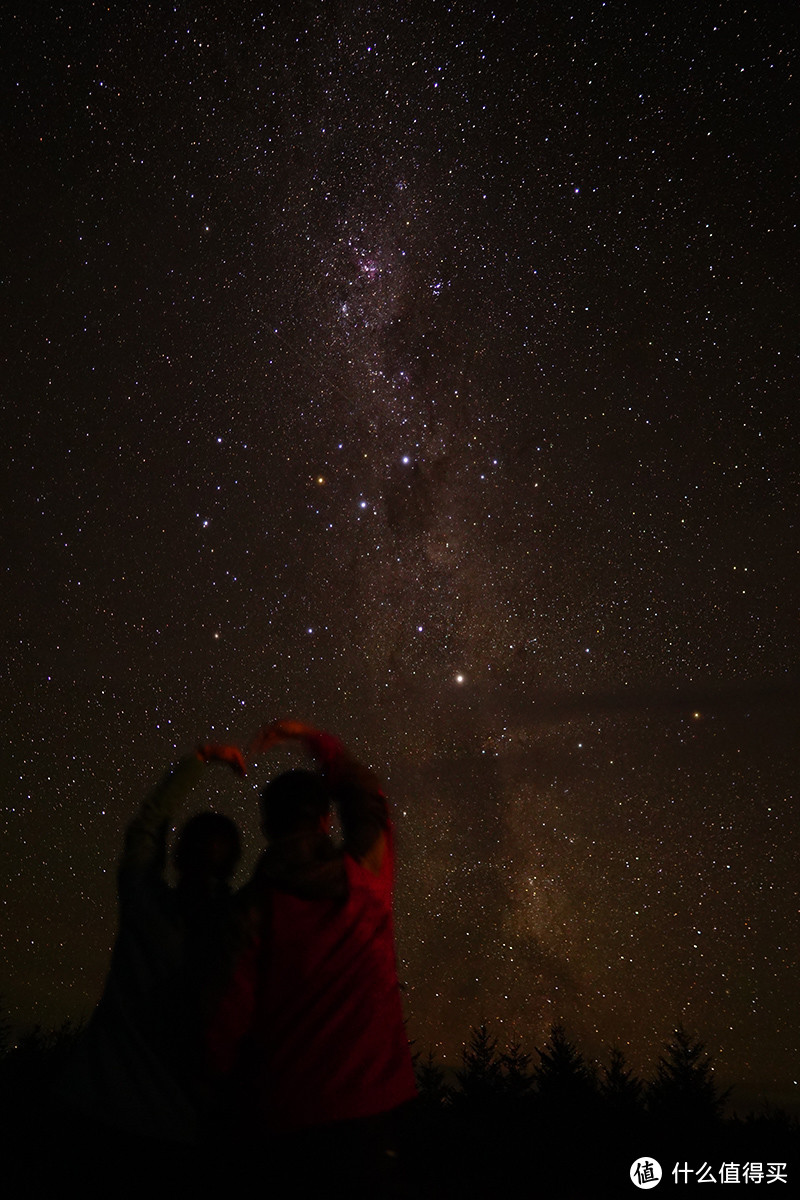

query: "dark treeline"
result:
(1, 1012), (797, 1195)
(412, 1021), (798, 1195)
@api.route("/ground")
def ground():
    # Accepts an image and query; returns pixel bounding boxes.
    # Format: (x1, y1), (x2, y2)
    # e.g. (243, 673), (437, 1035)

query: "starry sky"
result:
(2, 2), (798, 1111)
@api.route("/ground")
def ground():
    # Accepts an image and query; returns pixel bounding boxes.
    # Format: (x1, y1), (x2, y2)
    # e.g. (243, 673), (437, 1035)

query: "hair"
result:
(260, 769), (331, 839)
(173, 811), (241, 880)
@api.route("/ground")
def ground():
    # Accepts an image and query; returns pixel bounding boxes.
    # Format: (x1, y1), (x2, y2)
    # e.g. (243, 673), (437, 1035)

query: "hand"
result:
(249, 719), (318, 757)
(196, 743), (247, 777)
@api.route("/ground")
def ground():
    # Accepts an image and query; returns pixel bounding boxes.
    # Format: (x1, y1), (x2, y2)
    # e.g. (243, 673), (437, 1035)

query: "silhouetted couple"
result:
(60, 721), (417, 1194)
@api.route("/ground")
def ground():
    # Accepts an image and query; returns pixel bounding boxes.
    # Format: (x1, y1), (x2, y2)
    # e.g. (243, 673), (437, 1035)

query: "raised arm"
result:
(122, 743), (245, 877)
(250, 720), (389, 872)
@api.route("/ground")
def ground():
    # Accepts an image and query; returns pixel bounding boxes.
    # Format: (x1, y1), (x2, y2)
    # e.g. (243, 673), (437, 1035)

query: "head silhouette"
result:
(173, 811), (241, 884)
(260, 769), (331, 841)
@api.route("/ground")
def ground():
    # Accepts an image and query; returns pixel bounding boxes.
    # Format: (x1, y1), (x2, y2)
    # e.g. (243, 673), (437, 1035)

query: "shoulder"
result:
(348, 823), (393, 883)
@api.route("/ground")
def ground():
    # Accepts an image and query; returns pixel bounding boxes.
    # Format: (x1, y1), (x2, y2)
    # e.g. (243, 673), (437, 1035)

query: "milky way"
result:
(2, 2), (797, 1112)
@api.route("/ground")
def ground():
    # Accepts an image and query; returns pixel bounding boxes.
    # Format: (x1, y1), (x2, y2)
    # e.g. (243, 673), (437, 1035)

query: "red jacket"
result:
(208, 742), (417, 1134)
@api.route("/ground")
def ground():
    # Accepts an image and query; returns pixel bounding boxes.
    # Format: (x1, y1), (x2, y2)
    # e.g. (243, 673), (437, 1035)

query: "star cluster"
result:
(2, 1), (797, 1111)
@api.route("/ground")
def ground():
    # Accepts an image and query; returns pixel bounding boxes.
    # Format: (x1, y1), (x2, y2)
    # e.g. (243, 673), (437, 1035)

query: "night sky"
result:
(3, 2), (798, 1112)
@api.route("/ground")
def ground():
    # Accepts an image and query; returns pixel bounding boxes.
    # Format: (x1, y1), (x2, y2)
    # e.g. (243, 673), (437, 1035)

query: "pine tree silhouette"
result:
(454, 1020), (504, 1106)
(415, 1046), (450, 1108)
(534, 1022), (598, 1113)
(500, 1041), (534, 1101)
(647, 1023), (731, 1131)
(600, 1045), (643, 1117)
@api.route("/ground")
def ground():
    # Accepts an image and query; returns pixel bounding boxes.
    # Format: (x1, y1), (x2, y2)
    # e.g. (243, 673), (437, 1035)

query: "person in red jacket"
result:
(208, 720), (418, 1194)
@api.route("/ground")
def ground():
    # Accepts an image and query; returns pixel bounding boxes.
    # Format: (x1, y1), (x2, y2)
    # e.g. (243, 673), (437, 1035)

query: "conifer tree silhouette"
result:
(533, 1023), (598, 1118)
(600, 1045), (643, 1117)
(646, 1024), (730, 1130)
(455, 1020), (503, 1106)
(500, 1041), (534, 1101)
(415, 1047), (450, 1108)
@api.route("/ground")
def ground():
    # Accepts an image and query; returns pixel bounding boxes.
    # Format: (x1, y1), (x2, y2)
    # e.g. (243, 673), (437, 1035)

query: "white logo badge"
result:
(630, 1157), (662, 1189)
